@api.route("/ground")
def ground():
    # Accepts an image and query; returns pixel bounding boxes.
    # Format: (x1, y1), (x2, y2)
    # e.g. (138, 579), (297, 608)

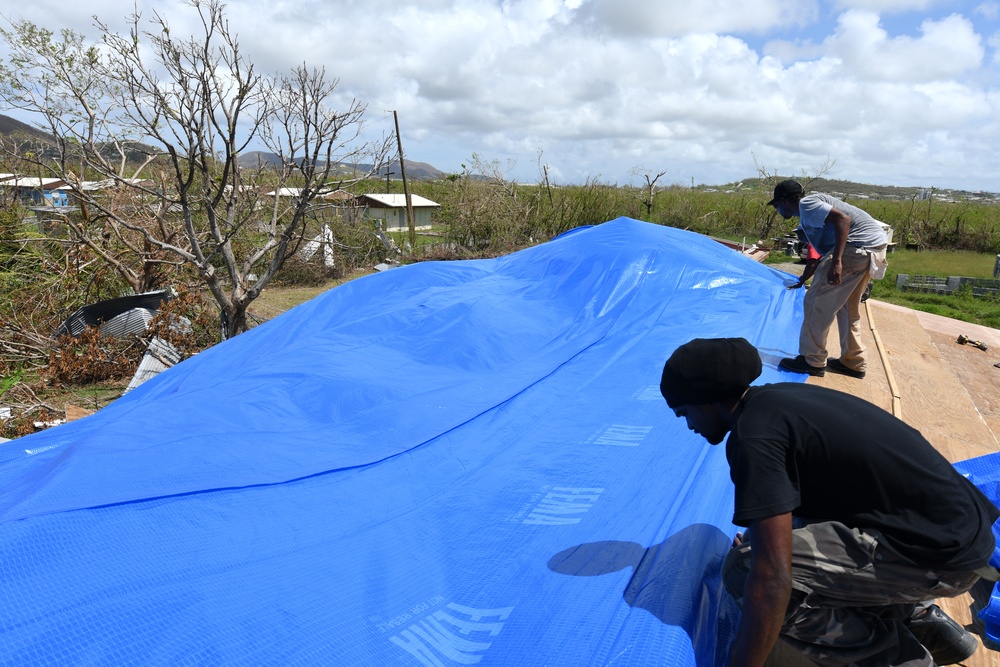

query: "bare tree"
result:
(448, 153), (540, 251)
(752, 153), (836, 240)
(0, 0), (390, 337)
(628, 166), (667, 220)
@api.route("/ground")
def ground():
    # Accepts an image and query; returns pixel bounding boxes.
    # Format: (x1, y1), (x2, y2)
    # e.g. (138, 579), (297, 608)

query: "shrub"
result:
(274, 254), (340, 286)
(45, 327), (145, 387)
(147, 288), (219, 356)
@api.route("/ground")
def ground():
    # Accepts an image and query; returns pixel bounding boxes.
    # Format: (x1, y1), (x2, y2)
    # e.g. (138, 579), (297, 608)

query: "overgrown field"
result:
(393, 173), (1000, 257)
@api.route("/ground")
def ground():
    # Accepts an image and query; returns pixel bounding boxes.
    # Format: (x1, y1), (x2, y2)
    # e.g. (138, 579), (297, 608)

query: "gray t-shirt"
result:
(797, 193), (887, 255)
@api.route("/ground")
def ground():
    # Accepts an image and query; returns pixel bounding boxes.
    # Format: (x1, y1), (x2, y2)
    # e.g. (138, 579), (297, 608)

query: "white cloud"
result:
(833, 0), (939, 11)
(762, 38), (826, 63)
(3, 0), (1000, 190)
(570, 0), (818, 37)
(976, 1), (1000, 19)
(823, 11), (983, 81)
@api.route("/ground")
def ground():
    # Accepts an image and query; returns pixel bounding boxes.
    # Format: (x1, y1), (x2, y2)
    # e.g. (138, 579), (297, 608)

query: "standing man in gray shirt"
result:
(769, 180), (888, 378)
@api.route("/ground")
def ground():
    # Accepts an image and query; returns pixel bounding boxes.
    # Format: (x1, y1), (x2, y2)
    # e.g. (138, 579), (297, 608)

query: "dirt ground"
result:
(769, 260), (807, 277)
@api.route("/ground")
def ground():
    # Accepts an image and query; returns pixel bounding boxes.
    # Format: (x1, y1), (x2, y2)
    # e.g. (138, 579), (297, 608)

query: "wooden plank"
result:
(873, 299), (1000, 352)
(872, 303), (998, 461)
(870, 304), (1000, 665)
(928, 329), (1000, 448)
(804, 300), (894, 414)
(937, 581), (999, 667)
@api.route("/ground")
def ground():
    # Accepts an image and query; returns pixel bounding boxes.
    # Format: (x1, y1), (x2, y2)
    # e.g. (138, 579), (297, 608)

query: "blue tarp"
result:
(953, 453), (1000, 644)
(0, 218), (810, 665)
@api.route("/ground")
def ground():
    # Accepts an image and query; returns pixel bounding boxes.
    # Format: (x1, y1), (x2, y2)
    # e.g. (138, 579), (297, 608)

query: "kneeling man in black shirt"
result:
(660, 337), (999, 667)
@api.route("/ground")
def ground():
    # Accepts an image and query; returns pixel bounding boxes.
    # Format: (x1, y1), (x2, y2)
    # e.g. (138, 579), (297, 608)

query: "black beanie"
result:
(660, 337), (762, 409)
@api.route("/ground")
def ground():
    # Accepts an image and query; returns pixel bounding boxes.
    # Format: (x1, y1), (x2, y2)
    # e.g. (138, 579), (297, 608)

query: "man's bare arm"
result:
(729, 512), (793, 667)
(825, 208), (851, 285)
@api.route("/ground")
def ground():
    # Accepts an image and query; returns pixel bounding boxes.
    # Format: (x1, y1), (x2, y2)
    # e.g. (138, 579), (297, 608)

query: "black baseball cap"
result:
(767, 179), (803, 206)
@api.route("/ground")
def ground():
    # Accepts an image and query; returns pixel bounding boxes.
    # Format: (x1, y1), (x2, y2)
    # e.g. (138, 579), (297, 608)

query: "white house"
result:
(356, 193), (440, 231)
(264, 188), (354, 203)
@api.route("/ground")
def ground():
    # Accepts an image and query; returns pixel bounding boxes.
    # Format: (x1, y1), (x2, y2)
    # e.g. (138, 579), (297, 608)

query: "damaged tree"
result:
(629, 167), (667, 221)
(0, 0), (389, 337)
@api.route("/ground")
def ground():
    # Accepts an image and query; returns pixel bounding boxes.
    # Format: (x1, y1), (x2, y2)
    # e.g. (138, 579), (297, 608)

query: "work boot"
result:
(778, 355), (825, 377)
(904, 604), (978, 665)
(827, 358), (866, 379)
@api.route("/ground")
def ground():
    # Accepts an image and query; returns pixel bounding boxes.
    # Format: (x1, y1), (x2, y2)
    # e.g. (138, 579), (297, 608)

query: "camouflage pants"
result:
(722, 521), (981, 667)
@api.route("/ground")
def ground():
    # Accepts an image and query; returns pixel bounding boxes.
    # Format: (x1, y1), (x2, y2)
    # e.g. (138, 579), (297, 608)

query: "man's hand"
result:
(828, 259), (842, 285)
(729, 513), (793, 667)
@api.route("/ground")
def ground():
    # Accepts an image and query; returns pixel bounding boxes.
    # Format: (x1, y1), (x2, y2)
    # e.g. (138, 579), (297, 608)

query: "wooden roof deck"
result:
(769, 300), (1000, 665)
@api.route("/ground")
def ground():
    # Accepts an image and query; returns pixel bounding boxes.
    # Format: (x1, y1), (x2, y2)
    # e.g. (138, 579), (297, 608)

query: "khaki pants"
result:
(800, 246), (885, 371)
(722, 521), (981, 667)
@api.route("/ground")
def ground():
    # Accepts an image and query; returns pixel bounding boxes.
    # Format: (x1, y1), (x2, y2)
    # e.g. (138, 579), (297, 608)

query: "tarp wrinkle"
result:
(0, 218), (828, 665)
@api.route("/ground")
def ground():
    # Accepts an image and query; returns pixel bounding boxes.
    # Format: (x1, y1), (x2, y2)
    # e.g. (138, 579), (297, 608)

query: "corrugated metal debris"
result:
(125, 337), (182, 393)
(54, 291), (172, 338)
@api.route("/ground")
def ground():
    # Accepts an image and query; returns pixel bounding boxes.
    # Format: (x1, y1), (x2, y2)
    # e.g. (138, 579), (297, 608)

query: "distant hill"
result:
(372, 159), (448, 182)
(7, 113), (989, 195)
(0, 113), (161, 163)
(707, 176), (999, 202)
(237, 152), (448, 181)
(0, 115), (452, 180)
(0, 114), (55, 144)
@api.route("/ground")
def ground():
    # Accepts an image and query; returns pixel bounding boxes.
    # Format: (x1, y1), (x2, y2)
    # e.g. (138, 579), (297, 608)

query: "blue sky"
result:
(4, 0), (1000, 191)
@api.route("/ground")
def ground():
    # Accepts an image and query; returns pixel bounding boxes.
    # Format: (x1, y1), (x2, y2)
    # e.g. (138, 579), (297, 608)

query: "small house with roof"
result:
(355, 193), (440, 231)
(0, 174), (69, 207)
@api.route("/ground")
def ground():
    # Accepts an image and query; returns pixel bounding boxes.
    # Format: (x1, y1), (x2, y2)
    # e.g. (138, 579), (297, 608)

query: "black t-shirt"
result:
(726, 383), (999, 570)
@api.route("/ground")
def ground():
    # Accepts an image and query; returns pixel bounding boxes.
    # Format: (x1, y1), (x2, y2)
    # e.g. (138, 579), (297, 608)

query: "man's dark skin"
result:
(672, 396), (792, 667)
(772, 192), (852, 287)
(787, 255), (818, 290)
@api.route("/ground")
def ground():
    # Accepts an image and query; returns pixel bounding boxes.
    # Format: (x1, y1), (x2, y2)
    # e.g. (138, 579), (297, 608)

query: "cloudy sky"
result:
(4, 0), (1000, 191)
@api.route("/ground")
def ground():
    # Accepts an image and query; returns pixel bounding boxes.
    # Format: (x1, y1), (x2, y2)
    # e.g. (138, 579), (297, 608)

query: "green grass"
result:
(868, 250), (1000, 328)
(250, 268), (377, 321)
(387, 227), (446, 249)
(880, 249), (996, 278)
(766, 248), (1000, 328)
(874, 289), (1000, 329)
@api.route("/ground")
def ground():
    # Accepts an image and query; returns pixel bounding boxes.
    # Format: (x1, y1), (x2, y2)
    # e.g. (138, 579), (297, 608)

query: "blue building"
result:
(0, 174), (69, 207)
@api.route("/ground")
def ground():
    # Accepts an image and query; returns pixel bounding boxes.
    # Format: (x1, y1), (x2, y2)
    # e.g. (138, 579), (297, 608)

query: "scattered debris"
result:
(710, 236), (769, 262)
(298, 224), (336, 268)
(899, 275), (1000, 298)
(65, 405), (94, 422)
(957, 334), (989, 351)
(54, 290), (173, 338)
(374, 220), (404, 257)
(125, 337), (182, 393)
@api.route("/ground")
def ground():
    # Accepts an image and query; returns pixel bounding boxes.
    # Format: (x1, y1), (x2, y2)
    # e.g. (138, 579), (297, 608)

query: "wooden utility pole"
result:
(393, 111), (416, 247)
